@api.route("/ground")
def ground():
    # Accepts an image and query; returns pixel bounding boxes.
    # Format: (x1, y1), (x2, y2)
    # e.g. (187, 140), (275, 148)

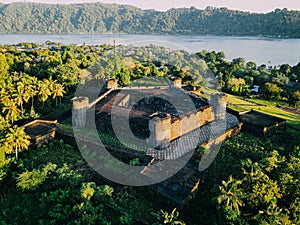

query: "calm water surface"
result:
(0, 34), (299, 66)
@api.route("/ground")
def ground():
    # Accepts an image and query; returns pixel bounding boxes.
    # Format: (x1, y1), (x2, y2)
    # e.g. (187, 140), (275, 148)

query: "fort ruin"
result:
(21, 78), (288, 205)
(72, 78), (242, 160)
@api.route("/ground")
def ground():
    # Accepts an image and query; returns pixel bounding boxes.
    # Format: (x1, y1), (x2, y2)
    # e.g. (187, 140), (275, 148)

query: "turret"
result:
(147, 113), (171, 149)
(106, 78), (118, 90)
(71, 97), (89, 128)
(170, 77), (182, 88)
(210, 93), (227, 120)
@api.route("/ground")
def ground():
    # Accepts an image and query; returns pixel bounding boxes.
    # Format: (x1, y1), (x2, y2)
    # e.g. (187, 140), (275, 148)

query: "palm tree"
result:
(0, 76), (8, 99)
(0, 115), (9, 132)
(47, 76), (56, 93)
(52, 83), (66, 107)
(3, 126), (30, 160)
(20, 74), (35, 106)
(214, 176), (244, 215)
(13, 81), (26, 113)
(242, 159), (265, 183)
(2, 98), (21, 123)
(38, 79), (51, 107)
(151, 208), (186, 225)
(0, 74), (13, 101)
(26, 76), (38, 109)
(0, 147), (5, 162)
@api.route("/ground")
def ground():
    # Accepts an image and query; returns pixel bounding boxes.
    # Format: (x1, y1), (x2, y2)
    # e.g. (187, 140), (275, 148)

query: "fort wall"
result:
(201, 122), (243, 149)
(73, 79), (229, 149)
(147, 106), (214, 148)
(170, 106), (214, 141)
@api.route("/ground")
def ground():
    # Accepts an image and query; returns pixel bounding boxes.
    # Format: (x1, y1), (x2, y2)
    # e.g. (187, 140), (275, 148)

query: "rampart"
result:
(147, 106), (214, 148)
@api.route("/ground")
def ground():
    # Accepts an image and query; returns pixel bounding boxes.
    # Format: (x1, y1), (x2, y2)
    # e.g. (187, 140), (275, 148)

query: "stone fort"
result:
(72, 78), (242, 160)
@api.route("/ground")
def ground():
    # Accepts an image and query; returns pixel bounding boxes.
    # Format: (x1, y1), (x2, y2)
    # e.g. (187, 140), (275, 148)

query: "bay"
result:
(0, 34), (299, 66)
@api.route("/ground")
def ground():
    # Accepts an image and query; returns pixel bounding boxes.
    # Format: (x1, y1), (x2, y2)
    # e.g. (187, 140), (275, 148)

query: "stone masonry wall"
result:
(147, 106), (214, 148)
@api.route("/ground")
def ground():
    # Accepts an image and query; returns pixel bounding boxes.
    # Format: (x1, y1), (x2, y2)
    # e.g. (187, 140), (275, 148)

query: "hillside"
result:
(0, 2), (299, 37)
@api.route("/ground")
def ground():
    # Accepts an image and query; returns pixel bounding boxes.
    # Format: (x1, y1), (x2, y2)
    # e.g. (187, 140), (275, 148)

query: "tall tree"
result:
(13, 81), (27, 113)
(259, 82), (281, 100)
(52, 83), (66, 107)
(38, 79), (51, 107)
(2, 126), (30, 160)
(215, 176), (244, 221)
(1, 98), (21, 123)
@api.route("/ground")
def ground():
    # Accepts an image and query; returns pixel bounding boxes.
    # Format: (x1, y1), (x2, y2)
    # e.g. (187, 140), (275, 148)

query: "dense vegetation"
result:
(184, 133), (300, 225)
(0, 42), (299, 224)
(196, 51), (300, 107)
(0, 3), (300, 37)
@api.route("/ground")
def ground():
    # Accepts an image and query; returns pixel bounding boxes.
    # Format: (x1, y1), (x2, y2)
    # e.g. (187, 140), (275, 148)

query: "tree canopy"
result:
(0, 3), (299, 37)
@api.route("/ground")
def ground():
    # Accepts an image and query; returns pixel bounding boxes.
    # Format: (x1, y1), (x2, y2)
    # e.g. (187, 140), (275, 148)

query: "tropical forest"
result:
(0, 2), (300, 225)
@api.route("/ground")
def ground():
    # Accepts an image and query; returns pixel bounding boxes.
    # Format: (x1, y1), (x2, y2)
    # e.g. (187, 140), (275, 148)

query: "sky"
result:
(0, 0), (299, 13)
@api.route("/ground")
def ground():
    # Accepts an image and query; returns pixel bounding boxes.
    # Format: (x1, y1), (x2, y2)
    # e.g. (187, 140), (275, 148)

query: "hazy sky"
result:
(0, 0), (299, 12)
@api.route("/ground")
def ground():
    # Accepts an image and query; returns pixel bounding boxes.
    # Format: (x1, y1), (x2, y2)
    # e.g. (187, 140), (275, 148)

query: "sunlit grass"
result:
(226, 94), (300, 134)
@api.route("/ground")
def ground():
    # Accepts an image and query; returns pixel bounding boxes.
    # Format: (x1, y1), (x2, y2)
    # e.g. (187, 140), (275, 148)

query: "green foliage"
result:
(0, 147), (5, 162)
(39, 182), (114, 224)
(129, 158), (140, 166)
(0, 115), (9, 132)
(16, 163), (57, 191)
(81, 182), (96, 201)
(0, 53), (9, 75)
(290, 90), (300, 107)
(0, 3), (299, 37)
(119, 213), (134, 225)
(259, 82), (281, 100)
(209, 133), (299, 225)
(151, 208), (186, 225)
(115, 67), (131, 86)
(52, 163), (83, 187)
(226, 77), (249, 95)
(0, 158), (12, 183)
(0, 139), (117, 225)
(214, 176), (244, 222)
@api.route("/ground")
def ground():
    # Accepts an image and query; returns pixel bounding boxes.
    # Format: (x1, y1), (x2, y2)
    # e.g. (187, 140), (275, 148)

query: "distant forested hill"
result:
(0, 2), (299, 37)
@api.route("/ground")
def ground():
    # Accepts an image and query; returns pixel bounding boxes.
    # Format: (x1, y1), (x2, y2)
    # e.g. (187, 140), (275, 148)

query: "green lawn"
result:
(242, 97), (290, 107)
